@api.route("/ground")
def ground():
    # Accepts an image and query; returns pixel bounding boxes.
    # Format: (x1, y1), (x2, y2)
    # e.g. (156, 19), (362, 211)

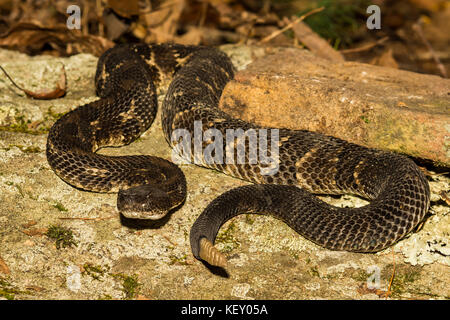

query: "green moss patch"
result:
(45, 225), (78, 249)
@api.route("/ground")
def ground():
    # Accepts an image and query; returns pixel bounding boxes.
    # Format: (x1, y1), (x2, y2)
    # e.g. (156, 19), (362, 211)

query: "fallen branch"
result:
(292, 19), (345, 62)
(339, 36), (389, 54)
(259, 6), (325, 44)
(412, 21), (447, 78)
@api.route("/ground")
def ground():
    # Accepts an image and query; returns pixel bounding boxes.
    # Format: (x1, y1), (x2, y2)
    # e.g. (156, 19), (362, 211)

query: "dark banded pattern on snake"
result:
(46, 43), (431, 268)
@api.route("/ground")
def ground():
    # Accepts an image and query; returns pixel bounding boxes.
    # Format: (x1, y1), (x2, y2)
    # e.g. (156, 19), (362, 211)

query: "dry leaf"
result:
(0, 64), (67, 100)
(136, 294), (152, 300)
(371, 48), (399, 69)
(25, 285), (46, 292)
(0, 256), (10, 274)
(176, 26), (203, 45)
(408, 0), (444, 12)
(107, 0), (140, 18)
(22, 227), (48, 237)
(103, 11), (130, 40)
(141, 0), (186, 43)
(0, 21), (114, 57)
(21, 220), (37, 228)
(440, 190), (450, 205)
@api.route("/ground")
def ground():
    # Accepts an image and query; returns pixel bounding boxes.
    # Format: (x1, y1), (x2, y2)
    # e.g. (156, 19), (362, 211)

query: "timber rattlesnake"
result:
(46, 43), (431, 267)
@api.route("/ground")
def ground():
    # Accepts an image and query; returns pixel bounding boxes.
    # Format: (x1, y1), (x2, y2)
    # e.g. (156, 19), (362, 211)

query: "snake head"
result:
(117, 185), (172, 220)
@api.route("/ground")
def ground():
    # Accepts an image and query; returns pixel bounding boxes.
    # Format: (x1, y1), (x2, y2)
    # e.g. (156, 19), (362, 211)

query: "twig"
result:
(259, 6), (325, 43)
(58, 215), (116, 221)
(386, 250), (396, 299)
(82, 0), (90, 36)
(96, 0), (104, 37)
(412, 21), (447, 78)
(162, 234), (178, 246)
(0, 255), (10, 275)
(0, 65), (26, 92)
(198, 1), (208, 27)
(339, 36), (389, 54)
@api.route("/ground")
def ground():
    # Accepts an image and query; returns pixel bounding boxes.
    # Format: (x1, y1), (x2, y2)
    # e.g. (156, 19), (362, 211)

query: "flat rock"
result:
(219, 47), (450, 167)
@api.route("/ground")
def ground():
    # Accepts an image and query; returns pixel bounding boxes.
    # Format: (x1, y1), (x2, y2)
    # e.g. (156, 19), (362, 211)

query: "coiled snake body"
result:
(46, 44), (430, 267)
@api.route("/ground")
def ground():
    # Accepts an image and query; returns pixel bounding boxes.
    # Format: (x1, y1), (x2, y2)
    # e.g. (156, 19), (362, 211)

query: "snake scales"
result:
(46, 43), (430, 268)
